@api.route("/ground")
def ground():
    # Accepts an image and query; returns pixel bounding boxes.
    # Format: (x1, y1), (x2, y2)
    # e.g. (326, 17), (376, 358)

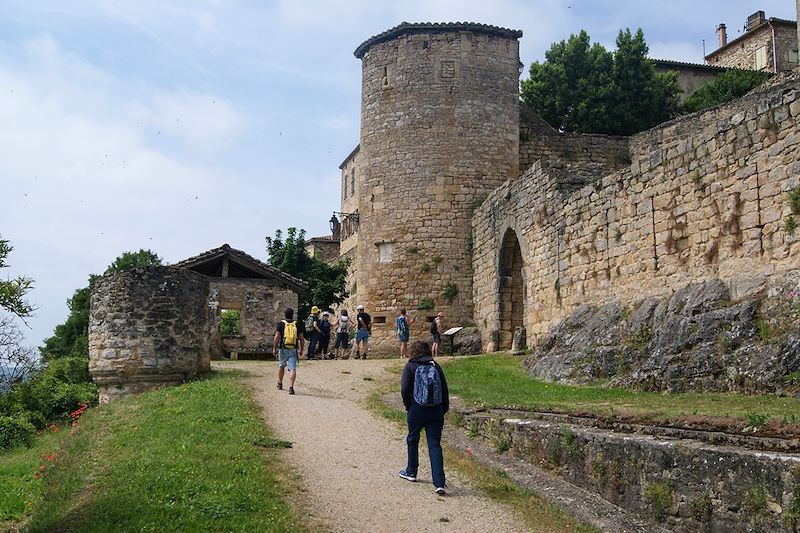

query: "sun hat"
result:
(311, 306), (320, 314)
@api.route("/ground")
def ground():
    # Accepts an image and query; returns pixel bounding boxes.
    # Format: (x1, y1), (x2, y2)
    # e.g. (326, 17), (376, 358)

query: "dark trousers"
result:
(405, 403), (445, 488)
(318, 333), (330, 354)
(307, 331), (318, 359)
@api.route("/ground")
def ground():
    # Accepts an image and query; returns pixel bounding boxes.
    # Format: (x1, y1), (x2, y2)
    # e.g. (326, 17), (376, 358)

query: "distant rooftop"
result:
(354, 22), (523, 59)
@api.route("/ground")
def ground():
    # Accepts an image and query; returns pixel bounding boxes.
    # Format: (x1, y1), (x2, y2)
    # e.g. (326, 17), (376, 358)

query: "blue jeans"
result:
(405, 403), (445, 488)
(307, 331), (318, 358)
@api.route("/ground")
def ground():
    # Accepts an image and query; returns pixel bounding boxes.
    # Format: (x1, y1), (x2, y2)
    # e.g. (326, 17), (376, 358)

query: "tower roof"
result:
(354, 21), (523, 59)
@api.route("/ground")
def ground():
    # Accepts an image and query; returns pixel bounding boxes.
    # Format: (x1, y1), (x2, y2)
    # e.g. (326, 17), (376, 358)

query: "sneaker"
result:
(398, 470), (417, 482)
(288, 387), (295, 395)
(277, 381), (283, 390)
(434, 487), (445, 495)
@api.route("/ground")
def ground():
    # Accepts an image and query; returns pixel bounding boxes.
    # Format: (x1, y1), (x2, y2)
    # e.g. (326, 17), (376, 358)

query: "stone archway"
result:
(498, 229), (524, 350)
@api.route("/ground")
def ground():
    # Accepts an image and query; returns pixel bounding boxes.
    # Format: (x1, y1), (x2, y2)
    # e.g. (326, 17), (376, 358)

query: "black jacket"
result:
(400, 355), (449, 413)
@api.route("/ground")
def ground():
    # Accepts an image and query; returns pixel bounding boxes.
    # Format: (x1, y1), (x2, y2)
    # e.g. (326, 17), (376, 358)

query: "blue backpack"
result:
(397, 316), (409, 337)
(413, 362), (443, 406)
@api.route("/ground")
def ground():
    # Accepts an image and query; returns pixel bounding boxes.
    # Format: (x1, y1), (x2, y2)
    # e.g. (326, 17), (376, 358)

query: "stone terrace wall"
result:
(208, 278), (298, 358)
(519, 107), (630, 192)
(474, 72), (800, 349)
(89, 267), (211, 403)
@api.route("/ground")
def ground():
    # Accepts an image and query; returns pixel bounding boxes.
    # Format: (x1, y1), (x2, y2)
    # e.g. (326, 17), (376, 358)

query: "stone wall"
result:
(346, 24), (522, 354)
(89, 267), (211, 403)
(208, 278), (297, 358)
(463, 411), (800, 532)
(519, 107), (630, 191)
(473, 72), (800, 353)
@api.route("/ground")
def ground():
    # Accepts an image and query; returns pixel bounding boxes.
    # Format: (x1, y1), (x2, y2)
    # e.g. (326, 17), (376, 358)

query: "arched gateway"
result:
(498, 229), (525, 350)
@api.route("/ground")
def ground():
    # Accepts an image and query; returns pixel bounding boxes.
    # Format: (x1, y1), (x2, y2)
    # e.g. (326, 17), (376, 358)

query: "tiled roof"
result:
(306, 234), (340, 243)
(354, 22), (523, 59)
(172, 244), (308, 292)
(651, 58), (729, 72)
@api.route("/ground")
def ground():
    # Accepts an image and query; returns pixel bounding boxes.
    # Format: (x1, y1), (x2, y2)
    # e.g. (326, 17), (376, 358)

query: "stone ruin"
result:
(89, 245), (306, 402)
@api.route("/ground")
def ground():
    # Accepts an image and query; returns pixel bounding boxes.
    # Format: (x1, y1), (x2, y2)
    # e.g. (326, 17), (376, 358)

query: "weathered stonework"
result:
(340, 22), (523, 354)
(706, 16), (798, 73)
(463, 410), (800, 533)
(89, 267), (211, 403)
(473, 71), (800, 357)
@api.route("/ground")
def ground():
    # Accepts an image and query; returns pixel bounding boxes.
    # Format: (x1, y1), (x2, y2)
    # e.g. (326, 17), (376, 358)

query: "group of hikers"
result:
(273, 305), (450, 495)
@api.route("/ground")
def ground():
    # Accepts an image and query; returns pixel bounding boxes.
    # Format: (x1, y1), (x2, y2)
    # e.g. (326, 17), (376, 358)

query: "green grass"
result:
(0, 426), (69, 528)
(13, 372), (307, 532)
(443, 354), (800, 421)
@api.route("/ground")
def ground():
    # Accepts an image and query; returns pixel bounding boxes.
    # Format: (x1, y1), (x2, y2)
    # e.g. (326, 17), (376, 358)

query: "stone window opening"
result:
(351, 169), (355, 195)
(219, 308), (242, 337)
(378, 242), (393, 263)
(498, 229), (525, 350)
(381, 66), (389, 88)
(343, 172), (348, 199)
(374, 316), (386, 325)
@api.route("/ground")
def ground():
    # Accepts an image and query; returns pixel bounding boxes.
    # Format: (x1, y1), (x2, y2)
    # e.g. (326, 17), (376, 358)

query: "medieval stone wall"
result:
(348, 25), (522, 354)
(208, 278), (297, 358)
(474, 72), (800, 351)
(89, 267), (211, 403)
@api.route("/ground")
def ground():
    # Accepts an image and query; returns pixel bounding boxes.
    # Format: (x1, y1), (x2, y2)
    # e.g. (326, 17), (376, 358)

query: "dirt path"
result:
(220, 358), (528, 533)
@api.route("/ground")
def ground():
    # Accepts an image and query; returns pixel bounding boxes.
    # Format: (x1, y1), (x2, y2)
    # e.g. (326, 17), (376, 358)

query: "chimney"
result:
(716, 23), (727, 47)
(746, 10), (766, 31)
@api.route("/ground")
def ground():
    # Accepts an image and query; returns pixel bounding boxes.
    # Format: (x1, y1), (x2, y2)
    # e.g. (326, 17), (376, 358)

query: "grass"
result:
(8, 372), (308, 533)
(442, 354), (800, 421)
(364, 365), (597, 533)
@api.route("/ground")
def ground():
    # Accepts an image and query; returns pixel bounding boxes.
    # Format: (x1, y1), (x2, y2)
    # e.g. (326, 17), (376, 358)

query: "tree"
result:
(0, 315), (37, 391)
(521, 28), (680, 135)
(40, 249), (162, 361)
(265, 228), (350, 318)
(0, 237), (33, 319)
(681, 69), (769, 114)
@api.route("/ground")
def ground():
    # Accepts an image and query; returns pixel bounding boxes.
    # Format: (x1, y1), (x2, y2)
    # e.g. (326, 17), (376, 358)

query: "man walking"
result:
(398, 340), (449, 495)
(273, 308), (305, 395)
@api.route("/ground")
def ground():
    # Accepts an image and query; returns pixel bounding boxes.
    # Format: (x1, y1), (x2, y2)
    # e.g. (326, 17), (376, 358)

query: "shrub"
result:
(644, 481), (674, 517)
(785, 216), (797, 236)
(789, 186), (800, 216)
(0, 415), (36, 450)
(418, 298), (435, 310)
(42, 356), (91, 384)
(682, 69), (769, 114)
(442, 283), (459, 303)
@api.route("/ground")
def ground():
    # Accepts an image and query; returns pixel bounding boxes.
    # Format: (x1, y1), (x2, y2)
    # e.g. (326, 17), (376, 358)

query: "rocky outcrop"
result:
(524, 275), (800, 394)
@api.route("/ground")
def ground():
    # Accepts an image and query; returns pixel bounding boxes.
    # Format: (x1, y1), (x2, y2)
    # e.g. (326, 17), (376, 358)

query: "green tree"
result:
(521, 28), (680, 135)
(681, 69), (769, 114)
(40, 249), (162, 361)
(265, 228), (350, 318)
(0, 237), (33, 318)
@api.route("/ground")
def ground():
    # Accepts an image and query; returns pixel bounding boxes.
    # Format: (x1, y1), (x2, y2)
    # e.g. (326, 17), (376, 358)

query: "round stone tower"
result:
(345, 22), (522, 352)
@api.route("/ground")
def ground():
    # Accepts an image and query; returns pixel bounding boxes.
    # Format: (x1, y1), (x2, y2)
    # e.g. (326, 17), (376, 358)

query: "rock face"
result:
(89, 267), (211, 403)
(525, 276), (800, 393)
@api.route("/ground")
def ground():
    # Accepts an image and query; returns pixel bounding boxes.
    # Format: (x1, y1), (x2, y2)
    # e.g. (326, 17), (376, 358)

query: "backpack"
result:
(282, 320), (298, 349)
(305, 315), (314, 333)
(397, 316), (409, 336)
(430, 319), (438, 335)
(413, 362), (443, 407)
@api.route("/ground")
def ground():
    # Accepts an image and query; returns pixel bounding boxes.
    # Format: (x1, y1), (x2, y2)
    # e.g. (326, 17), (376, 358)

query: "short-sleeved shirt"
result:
(357, 312), (372, 331)
(276, 320), (303, 349)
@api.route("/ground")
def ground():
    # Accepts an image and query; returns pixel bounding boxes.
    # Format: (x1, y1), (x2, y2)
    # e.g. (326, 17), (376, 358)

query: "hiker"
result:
(397, 308), (413, 358)
(273, 307), (305, 395)
(398, 340), (449, 495)
(319, 311), (332, 359)
(355, 304), (372, 359)
(305, 306), (320, 360)
(333, 309), (351, 359)
(431, 311), (444, 358)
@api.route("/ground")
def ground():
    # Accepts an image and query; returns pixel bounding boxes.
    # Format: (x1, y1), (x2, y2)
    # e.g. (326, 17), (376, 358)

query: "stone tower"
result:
(339, 22), (522, 352)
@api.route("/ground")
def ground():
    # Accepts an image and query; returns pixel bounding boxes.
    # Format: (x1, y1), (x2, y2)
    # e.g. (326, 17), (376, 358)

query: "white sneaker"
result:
(435, 487), (445, 495)
(398, 470), (417, 482)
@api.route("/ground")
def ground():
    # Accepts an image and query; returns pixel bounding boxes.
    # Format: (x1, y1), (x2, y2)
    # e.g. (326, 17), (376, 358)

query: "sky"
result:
(1, 0), (797, 347)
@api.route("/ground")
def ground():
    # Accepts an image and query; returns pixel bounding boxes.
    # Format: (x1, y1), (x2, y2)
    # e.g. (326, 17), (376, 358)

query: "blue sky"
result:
(1, 0), (797, 347)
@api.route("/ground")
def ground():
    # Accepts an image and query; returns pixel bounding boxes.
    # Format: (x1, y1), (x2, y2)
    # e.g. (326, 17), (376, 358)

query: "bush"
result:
(682, 69), (769, 114)
(42, 356), (90, 384)
(0, 415), (36, 450)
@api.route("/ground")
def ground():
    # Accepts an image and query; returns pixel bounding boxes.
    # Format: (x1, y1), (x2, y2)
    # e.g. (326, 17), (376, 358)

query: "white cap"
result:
(356, 304), (364, 310)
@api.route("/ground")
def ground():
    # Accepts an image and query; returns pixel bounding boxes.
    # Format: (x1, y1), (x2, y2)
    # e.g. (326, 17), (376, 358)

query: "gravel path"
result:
(220, 358), (528, 533)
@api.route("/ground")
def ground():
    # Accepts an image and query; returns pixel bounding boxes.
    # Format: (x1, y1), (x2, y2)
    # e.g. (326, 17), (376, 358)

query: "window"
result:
(343, 171), (347, 199)
(789, 50), (799, 64)
(374, 316), (386, 324)
(441, 60), (455, 78)
(755, 45), (769, 70)
(381, 66), (389, 88)
(219, 309), (241, 336)
(351, 170), (355, 195)
(378, 243), (392, 263)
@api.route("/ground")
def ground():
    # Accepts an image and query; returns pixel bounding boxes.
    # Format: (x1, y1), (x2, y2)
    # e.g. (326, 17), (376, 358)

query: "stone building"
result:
(337, 22), (523, 353)
(334, 20), (800, 359)
(89, 245), (306, 401)
(706, 10), (798, 72)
